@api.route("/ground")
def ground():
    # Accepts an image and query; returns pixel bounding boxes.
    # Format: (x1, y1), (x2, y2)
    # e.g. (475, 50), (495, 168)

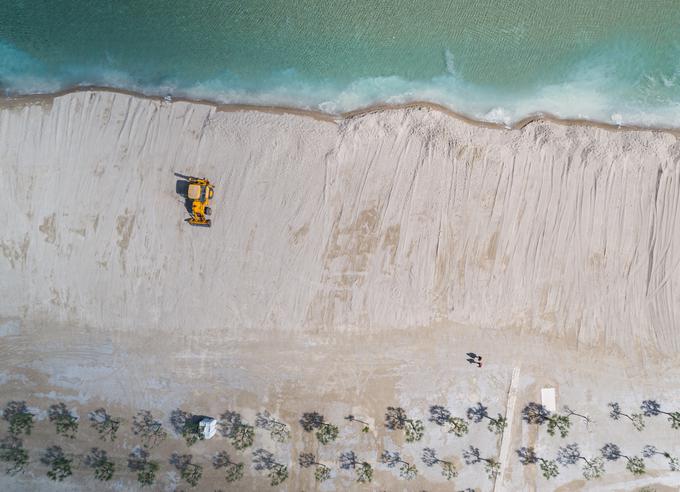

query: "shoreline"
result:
(3, 84), (680, 136)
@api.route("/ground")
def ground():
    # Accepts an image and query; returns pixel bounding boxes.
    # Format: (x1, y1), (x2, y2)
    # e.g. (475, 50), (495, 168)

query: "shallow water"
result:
(1, 0), (680, 126)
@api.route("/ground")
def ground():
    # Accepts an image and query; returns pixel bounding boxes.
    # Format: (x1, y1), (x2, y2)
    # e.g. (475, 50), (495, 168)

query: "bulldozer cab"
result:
(187, 183), (202, 200)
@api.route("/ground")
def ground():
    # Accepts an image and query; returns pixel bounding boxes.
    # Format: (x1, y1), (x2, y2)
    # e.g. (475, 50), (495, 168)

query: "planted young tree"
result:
(467, 402), (507, 435)
(640, 400), (680, 429)
(171, 409), (203, 447)
(556, 443), (604, 480)
(132, 410), (167, 448)
(252, 448), (288, 486)
(642, 445), (679, 471)
(422, 447), (457, 480)
(2, 401), (34, 436)
(41, 446), (72, 481)
(255, 410), (290, 443)
(516, 446), (559, 479)
(522, 401), (571, 437)
(601, 443), (646, 476)
(88, 408), (121, 442)
(219, 410), (255, 450)
(608, 402), (645, 431)
(339, 451), (373, 483)
(521, 402), (590, 438)
(128, 447), (159, 487)
(0, 435), (29, 475)
(380, 450), (418, 480)
(213, 451), (245, 483)
(170, 453), (203, 487)
(299, 412), (339, 445)
(384, 407), (424, 442)
(429, 405), (469, 437)
(299, 452), (331, 482)
(48, 403), (78, 439)
(84, 447), (115, 481)
(345, 414), (370, 433)
(463, 446), (500, 479)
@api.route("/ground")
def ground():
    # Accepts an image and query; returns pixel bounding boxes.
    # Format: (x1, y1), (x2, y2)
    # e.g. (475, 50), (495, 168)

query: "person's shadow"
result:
(174, 172), (193, 214)
(466, 352), (482, 367)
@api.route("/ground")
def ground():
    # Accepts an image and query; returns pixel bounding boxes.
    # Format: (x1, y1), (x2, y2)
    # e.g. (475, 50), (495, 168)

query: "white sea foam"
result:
(444, 49), (456, 75)
(2, 40), (680, 129)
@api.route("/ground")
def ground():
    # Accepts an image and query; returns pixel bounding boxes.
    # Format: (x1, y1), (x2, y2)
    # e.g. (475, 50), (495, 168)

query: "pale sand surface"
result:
(1, 90), (680, 490)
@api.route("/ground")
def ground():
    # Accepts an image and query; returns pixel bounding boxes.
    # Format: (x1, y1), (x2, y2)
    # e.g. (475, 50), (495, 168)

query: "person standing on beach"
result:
(466, 352), (483, 367)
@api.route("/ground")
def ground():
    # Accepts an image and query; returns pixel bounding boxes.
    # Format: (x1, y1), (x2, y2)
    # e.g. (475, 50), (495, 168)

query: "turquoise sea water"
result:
(1, 1), (680, 127)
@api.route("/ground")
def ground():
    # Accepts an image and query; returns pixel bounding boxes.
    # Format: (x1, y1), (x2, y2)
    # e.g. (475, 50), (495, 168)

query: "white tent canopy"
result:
(199, 417), (217, 439)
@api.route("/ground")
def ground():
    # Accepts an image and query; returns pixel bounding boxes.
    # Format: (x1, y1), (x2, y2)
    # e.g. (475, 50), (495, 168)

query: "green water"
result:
(1, 0), (680, 125)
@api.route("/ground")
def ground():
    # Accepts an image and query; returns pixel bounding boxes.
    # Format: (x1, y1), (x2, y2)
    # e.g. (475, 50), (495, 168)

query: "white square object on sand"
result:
(541, 388), (556, 412)
(199, 418), (217, 439)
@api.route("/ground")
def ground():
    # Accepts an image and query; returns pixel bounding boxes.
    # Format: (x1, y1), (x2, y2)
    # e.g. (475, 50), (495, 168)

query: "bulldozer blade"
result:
(187, 219), (211, 227)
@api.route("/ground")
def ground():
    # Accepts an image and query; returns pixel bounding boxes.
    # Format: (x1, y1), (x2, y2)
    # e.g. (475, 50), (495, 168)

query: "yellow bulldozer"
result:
(185, 177), (214, 227)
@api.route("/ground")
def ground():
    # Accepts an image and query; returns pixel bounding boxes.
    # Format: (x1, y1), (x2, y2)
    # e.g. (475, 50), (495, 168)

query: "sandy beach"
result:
(2, 89), (680, 490)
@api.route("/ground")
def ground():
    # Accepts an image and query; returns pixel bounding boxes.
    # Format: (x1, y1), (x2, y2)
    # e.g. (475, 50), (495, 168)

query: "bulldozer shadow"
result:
(174, 174), (193, 215)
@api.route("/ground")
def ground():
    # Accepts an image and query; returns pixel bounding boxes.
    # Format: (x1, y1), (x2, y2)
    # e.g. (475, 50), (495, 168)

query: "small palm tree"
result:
(131, 410), (167, 448)
(213, 451), (245, 482)
(170, 409), (203, 447)
(48, 403), (78, 439)
(255, 410), (290, 442)
(642, 445), (679, 471)
(640, 400), (680, 429)
(601, 443), (646, 476)
(384, 407), (424, 442)
(41, 446), (72, 481)
(128, 447), (159, 486)
(556, 443), (604, 480)
(521, 402), (590, 438)
(339, 451), (373, 483)
(380, 450), (418, 480)
(299, 452), (331, 482)
(422, 447), (458, 480)
(345, 414), (370, 433)
(608, 402), (645, 431)
(467, 403), (507, 435)
(299, 412), (339, 444)
(2, 401), (34, 436)
(0, 435), (29, 475)
(85, 448), (115, 481)
(253, 448), (288, 486)
(170, 453), (203, 487)
(220, 411), (255, 450)
(516, 446), (559, 479)
(89, 408), (121, 441)
(429, 405), (469, 437)
(463, 445), (500, 479)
